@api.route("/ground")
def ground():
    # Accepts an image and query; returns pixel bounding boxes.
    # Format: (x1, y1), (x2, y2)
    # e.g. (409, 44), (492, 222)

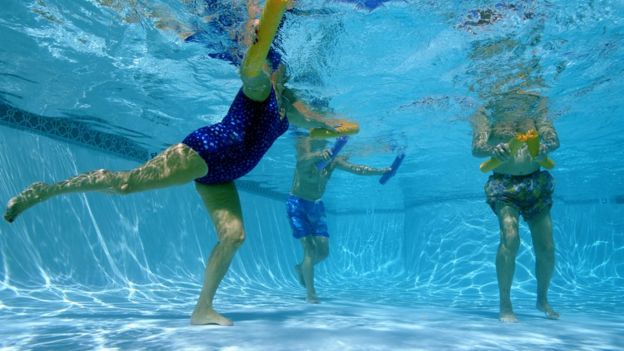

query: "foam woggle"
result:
(480, 129), (555, 173)
(241, 0), (289, 77)
(309, 120), (360, 139)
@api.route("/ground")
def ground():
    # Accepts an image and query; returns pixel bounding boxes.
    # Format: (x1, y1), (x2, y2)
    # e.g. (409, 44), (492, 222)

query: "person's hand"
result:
(383, 167), (393, 174)
(493, 142), (512, 161)
(323, 119), (342, 132)
(533, 153), (547, 162)
(319, 149), (332, 160)
(243, 18), (260, 46)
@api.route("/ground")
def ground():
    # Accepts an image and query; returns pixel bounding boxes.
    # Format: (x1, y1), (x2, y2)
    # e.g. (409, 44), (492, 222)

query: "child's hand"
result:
(319, 149), (332, 160)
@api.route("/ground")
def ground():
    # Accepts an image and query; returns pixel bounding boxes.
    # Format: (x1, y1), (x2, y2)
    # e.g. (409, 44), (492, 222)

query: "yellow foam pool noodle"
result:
(309, 120), (360, 139)
(480, 129), (555, 173)
(241, 0), (289, 78)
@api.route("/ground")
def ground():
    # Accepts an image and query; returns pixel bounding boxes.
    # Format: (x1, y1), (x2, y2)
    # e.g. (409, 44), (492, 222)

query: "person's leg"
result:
(312, 236), (329, 265)
(299, 236), (319, 303)
(528, 211), (559, 320)
(191, 181), (245, 326)
(4, 143), (207, 222)
(494, 203), (521, 323)
(297, 235), (329, 304)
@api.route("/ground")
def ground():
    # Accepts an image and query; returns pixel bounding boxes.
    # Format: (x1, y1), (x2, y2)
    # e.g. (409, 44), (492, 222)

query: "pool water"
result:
(1, 1), (623, 350)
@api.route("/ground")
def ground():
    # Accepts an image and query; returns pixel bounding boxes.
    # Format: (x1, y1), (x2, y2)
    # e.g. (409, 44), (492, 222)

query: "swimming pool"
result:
(1, 0), (623, 350)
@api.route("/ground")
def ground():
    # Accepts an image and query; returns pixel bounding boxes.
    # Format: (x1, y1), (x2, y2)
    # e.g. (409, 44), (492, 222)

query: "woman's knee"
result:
(220, 224), (246, 248)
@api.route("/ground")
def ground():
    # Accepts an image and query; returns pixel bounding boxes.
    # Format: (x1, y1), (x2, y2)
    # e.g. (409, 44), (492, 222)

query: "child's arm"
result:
(334, 157), (390, 176)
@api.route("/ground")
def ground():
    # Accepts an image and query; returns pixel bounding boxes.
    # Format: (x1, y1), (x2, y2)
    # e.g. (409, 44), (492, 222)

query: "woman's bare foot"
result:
(191, 307), (233, 326)
(4, 182), (50, 223)
(537, 301), (560, 320)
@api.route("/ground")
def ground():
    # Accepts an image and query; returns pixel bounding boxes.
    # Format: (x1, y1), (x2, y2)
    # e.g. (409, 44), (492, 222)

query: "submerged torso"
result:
(182, 88), (289, 184)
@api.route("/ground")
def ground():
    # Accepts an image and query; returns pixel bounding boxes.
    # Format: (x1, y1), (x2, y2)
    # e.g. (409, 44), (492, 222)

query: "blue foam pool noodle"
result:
(316, 136), (349, 171)
(379, 153), (405, 184)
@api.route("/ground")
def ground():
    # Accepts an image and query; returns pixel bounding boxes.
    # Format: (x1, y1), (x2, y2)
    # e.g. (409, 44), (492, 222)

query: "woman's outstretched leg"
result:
(191, 181), (245, 326)
(4, 143), (207, 222)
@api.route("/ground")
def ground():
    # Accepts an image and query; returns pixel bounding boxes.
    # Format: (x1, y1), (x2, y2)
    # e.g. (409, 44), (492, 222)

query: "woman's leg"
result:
(4, 143), (207, 222)
(494, 203), (521, 323)
(528, 211), (559, 320)
(191, 181), (245, 326)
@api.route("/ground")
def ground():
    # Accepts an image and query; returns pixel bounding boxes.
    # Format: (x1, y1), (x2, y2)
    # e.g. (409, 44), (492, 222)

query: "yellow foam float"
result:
(309, 120), (360, 139)
(241, 0), (289, 78)
(480, 129), (555, 173)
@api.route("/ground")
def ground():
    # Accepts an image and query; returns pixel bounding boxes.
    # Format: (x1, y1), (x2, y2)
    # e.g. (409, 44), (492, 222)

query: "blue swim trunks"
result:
(286, 195), (329, 239)
(485, 170), (554, 221)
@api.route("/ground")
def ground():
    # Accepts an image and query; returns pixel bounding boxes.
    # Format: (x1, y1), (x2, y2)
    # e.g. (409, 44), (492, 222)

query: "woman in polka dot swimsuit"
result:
(4, 0), (338, 326)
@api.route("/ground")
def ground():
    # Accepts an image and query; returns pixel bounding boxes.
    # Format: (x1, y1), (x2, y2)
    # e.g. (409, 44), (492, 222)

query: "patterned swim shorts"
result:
(485, 170), (554, 221)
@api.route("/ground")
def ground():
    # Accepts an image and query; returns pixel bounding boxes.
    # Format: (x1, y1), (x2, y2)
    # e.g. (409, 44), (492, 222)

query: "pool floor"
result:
(2, 294), (622, 351)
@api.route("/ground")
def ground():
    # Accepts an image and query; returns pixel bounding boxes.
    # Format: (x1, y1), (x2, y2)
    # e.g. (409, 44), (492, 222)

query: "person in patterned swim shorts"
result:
(472, 89), (560, 323)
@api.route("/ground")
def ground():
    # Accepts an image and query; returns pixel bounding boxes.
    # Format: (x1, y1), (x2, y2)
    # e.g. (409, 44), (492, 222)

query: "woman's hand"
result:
(322, 119), (342, 132)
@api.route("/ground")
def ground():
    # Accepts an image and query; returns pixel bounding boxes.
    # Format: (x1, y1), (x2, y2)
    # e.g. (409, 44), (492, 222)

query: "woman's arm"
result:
(334, 157), (390, 176)
(240, 0), (288, 101)
(284, 89), (341, 130)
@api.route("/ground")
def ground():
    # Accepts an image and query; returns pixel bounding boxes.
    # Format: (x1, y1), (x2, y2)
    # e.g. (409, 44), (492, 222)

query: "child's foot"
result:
(306, 294), (319, 304)
(537, 301), (560, 320)
(294, 264), (305, 287)
(4, 182), (49, 223)
(191, 307), (233, 326)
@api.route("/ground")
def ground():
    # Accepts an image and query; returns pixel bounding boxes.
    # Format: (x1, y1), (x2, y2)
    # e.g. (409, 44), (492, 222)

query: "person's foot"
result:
(294, 264), (305, 287)
(499, 302), (518, 323)
(191, 307), (233, 326)
(499, 310), (519, 323)
(537, 301), (560, 320)
(4, 182), (49, 223)
(306, 294), (319, 304)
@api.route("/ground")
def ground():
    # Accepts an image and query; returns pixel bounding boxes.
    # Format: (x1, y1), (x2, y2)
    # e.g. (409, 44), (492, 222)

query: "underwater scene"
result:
(0, 0), (623, 350)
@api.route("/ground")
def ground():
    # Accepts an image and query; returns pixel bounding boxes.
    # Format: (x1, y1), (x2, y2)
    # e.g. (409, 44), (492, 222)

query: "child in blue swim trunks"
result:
(4, 0), (337, 327)
(472, 89), (560, 323)
(288, 135), (391, 303)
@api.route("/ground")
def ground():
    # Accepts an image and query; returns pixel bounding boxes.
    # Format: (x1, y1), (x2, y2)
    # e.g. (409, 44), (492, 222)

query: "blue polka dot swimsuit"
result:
(182, 88), (289, 184)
